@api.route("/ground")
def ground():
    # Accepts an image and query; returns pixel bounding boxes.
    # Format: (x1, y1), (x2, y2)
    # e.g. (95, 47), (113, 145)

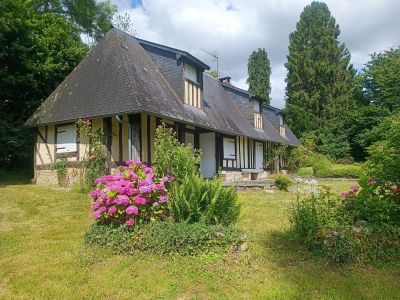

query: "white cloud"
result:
(112, 0), (400, 108)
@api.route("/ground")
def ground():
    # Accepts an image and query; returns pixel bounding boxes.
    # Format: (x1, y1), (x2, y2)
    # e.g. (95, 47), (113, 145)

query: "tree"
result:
(113, 12), (136, 36)
(284, 1), (355, 158)
(205, 70), (220, 79)
(0, 0), (91, 167)
(361, 47), (400, 112)
(33, 0), (117, 41)
(247, 49), (271, 105)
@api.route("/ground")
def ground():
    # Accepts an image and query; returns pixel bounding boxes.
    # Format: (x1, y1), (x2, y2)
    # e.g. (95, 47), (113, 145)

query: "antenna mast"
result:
(201, 48), (219, 76)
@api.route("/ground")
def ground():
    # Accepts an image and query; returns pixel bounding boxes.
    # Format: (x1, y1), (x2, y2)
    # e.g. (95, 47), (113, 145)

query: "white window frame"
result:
(56, 124), (77, 154)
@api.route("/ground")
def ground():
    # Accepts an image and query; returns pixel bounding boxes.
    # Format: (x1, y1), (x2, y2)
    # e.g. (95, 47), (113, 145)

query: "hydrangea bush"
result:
(90, 161), (174, 227)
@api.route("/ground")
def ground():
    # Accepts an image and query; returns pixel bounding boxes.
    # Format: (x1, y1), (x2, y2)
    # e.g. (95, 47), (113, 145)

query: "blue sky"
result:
(113, 0), (400, 108)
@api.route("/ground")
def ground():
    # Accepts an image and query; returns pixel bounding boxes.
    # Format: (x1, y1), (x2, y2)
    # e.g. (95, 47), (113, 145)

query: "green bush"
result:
(295, 167), (314, 177)
(53, 158), (68, 187)
(274, 175), (292, 191)
(288, 138), (327, 170)
(315, 164), (362, 178)
(169, 175), (240, 225)
(84, 222), (245, 255)
(153, 125), (201, 182)
(363, 113), (400, 188)
(290, 187), (400, 263)
(312, 157), (332, 176)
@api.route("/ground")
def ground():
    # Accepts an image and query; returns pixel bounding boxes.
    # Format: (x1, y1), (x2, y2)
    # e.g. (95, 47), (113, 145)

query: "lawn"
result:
(1, 177), (399, 299)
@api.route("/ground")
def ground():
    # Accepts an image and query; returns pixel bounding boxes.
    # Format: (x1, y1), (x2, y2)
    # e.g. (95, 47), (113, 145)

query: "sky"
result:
(111, 0), (400, 108)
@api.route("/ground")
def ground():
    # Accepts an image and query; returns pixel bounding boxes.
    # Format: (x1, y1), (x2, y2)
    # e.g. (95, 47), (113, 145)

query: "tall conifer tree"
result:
(247, 49), (271, 105)
(284, 1), (355, 158)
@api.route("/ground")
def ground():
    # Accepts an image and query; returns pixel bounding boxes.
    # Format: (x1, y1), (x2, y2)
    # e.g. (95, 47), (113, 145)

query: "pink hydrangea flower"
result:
(152, 201), (159, 207)
(125, 219), (135, 226)
(139, 185), (152, 194)
(125, 160), (134, 166)
(90, 190), (101, 199)
(154, 183), (164, 190)
(134, 196), (147, 205)
(126, 205), (139, 215)
(143, 166), (152, 174)
(116, 195), (130, 206)
(108, 206), (117, 215)
(159, 196), (168, 203)
(350, 185), (360, 191)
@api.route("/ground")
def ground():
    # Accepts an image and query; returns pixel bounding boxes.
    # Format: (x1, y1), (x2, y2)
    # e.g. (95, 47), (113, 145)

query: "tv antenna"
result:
(201, 48), (219, 76)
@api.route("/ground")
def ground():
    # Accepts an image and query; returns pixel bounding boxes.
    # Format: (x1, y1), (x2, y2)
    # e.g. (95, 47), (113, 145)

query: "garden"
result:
(1, 116), (399, 298)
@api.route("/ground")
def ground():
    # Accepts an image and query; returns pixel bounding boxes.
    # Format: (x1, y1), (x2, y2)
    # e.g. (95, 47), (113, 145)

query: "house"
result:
(25, 28), (300, 186)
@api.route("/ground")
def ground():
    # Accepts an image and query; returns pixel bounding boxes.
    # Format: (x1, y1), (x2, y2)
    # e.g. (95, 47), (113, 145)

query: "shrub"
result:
(274, 175), (292, 191)
(53, 158), (68, 187)
(312, 157), (332, 176)
(314, 164), (362, 178)
(288, 138), (325, 170)
(295, 167), (314, 177)
(290, 185), (400, 263)
(77, 119), (106, 189)
(84, 221), (245, 255)
(153, 125), (201, 182)
(363, 113), (400, 188)
(169, 175), (240, 225)
(90, 161), (175, 227)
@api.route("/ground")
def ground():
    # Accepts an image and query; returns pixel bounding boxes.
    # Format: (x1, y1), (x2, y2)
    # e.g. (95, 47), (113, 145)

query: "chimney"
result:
(219, 76), (231, 84)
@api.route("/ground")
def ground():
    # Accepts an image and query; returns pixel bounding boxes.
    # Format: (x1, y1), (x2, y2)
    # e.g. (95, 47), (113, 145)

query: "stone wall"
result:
(35, 168), (81, 187)
(220, 170), (270, 182)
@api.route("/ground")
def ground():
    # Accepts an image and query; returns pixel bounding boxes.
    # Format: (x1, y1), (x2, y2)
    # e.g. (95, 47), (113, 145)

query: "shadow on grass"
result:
(0, 169), (33, 186)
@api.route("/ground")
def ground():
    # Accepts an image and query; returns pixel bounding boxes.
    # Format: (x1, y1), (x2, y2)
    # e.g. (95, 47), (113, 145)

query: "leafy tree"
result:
(247, 48), (271, 105)
(360, 47), (400, 112)
(0, 0), (89, 167)
(113, 12), (136, 36)
(205, 70), (220, 79)
(284, 1), (355, 158)
(33, 0), (117, 41)
(347, 105), (390, 161)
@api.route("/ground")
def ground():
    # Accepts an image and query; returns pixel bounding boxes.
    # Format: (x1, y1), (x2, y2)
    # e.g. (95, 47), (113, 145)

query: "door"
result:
(255, 141), (264, 171)
(199, 132), (216, 178)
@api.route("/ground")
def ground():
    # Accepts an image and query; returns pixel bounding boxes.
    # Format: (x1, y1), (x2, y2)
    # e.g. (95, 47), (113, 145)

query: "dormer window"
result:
(279, 114), (286, 136)
(254, 99), (263, 129)
(183, 63), (202, 109)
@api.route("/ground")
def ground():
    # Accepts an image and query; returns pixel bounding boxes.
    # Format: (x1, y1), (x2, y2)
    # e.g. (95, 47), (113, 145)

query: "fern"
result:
(170, 175), (241, 225)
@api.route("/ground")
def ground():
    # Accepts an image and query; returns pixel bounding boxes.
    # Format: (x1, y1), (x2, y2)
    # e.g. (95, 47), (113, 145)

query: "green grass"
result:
(0, 178), (399, 299)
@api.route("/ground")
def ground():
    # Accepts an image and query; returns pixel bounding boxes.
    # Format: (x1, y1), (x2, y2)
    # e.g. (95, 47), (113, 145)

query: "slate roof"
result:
(25, 28), (300, 146)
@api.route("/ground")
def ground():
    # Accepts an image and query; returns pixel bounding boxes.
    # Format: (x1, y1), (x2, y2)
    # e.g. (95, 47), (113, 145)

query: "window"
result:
(223, 137), (236, 160)
(183, 63), (202, 108)
(254, 99), (260, 113)
(278, 114), (286, 136)
(254, 113), (263, 129)
(183, 63), (198, 83)
(56, 124), (77, 154)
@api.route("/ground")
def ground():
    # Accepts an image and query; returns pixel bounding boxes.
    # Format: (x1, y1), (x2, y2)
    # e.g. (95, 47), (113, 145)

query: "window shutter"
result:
(56, 124), (77, 153)
(223, 137), (236, 159)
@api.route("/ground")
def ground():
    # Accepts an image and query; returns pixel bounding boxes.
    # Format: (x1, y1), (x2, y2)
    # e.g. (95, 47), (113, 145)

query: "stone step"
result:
(222, 180), (274, 188)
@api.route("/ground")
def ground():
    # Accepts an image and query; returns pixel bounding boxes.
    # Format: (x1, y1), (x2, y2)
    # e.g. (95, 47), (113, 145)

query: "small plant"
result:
(84, 221), (245, 255)
(170, 175), (240, 225)
(274, 174), (292, 191)
(90, 161), (175, 227)
(53, 158), (68, 187)
(77, 119), (106, 190)
(153, 124), (201, 182)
